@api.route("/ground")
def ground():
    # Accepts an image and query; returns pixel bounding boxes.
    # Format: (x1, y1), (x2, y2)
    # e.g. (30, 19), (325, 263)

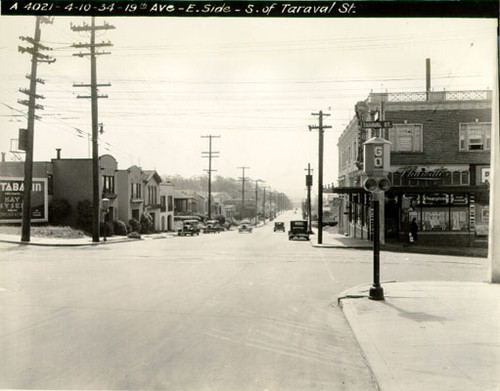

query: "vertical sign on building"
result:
(469, 194), (475, 232)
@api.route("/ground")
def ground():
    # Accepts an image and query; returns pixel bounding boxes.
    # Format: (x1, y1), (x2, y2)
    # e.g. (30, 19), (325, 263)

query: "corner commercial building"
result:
(336, 89), (492, 247)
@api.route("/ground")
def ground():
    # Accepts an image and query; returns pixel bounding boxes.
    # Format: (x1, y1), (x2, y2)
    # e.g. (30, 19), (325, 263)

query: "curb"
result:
(380, 244), (488, 258)
(312, 243), (373, 249)
(338, 297), (398, 391)
(0, 237), (140, 247)
(337, 281), (399, 391)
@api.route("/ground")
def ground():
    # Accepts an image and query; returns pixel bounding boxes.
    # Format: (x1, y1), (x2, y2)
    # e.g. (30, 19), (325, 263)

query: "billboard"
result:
(0, 177), (48, 223)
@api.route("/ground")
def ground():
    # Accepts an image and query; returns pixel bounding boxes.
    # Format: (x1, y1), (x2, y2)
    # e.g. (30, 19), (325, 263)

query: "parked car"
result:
(178, 220), (200, 236)
(238, 219), (253, 233)
(274, 222), (285, 232)
(204, 220), (222, 234)
(288, 220), (309, 241)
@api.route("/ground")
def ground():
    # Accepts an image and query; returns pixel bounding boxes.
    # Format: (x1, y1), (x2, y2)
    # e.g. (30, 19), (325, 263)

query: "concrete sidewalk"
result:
(312, 230), (488, 257)
(311, 231), (373, 249)
(338, 281), (500, 391)
(0, 233), (171, 246)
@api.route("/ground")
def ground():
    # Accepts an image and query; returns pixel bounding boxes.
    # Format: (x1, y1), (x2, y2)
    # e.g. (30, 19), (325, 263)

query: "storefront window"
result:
(422, 208), (449, 231)
(450, 208), (468, 231)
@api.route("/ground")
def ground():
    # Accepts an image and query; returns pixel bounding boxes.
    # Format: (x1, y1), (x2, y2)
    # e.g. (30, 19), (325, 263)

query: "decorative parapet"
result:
(368, 90), (491, 104)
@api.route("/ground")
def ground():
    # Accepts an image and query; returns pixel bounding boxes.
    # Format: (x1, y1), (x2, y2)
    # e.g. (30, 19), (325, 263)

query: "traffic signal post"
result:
(363, 136), (392, 301)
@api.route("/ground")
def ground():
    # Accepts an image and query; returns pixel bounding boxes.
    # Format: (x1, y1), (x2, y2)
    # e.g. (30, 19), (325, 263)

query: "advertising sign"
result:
(0, 177), (48, 223)
(422, 193), (449, 206)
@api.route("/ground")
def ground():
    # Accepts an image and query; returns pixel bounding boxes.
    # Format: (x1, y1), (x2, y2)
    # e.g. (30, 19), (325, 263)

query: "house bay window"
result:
(388, 124), (423, 152)
(459, 122), (491, 151)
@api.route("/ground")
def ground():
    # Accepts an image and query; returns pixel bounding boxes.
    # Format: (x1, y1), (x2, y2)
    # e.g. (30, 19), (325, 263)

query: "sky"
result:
(0, 13), (497, 201)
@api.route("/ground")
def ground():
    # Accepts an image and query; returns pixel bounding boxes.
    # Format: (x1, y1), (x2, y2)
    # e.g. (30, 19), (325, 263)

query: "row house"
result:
(1, 151), (170, 232)
(173, 190), (206, 216)
(142, 170), (162, 231)
(160, 182), (174, 231)
(336, 88), (492, 247)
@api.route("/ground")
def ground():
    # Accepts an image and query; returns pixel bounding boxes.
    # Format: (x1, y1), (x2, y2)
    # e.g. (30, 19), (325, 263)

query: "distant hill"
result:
(162, 174), (293, 209)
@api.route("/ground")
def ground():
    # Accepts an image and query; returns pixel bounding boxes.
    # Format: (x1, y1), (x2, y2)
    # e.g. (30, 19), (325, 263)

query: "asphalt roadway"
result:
(0, 212), (488, 390)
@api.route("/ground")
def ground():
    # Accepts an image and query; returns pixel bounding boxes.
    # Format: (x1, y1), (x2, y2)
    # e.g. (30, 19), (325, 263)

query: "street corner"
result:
(337, 283), (372, 307)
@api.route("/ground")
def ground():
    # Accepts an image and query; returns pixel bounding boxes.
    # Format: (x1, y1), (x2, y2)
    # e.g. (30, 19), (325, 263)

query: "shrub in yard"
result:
(128, 218), (141, 233)
(140, 212), (153, 234)
(76, 200), (93, 233)
(113, 220), (128, 236)
(48, 198), (71, 226)
(125, 222), (132, 234)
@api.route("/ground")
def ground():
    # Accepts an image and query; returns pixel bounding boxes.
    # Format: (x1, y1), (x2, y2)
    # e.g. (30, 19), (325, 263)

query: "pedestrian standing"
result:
(410, 218), (418, 243)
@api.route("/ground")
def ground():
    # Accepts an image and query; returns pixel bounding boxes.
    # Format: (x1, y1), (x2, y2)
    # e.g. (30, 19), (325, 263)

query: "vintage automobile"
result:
(288, 220), (310, 241)
(178, 219), (200, 236)
(274, 222), (285, 232)
(203, 220), (222, 234)
(238, 219), (253, 233)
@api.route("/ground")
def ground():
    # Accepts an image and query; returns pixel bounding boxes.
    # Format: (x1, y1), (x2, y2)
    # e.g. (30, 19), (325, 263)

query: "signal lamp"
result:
(363, 178), (378, 192)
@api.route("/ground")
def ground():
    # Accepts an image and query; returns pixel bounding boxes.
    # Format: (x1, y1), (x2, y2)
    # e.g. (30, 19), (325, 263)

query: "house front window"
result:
(388, 124), (423, 152)
(102, 175), (115, 194)
(459, 122), (491, 151)
(131, 183), (142, 199)
(148, 185), (158, 205)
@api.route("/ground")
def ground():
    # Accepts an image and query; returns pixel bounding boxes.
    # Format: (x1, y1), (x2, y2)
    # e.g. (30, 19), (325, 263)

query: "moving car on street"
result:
(274, 222), (285, 232)
(238, 220), (253, 233)
(288, 220), (309, 241)
(178, 220), (201, 236)
(203, 220), (222, 234)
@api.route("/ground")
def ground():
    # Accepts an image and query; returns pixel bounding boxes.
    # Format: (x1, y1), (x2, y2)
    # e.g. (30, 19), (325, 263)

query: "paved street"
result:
(0, 212), (488, 390)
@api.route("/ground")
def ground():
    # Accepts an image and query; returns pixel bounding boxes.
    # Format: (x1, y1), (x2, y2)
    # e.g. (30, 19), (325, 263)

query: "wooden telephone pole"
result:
(202, 135), (220, 219)
(238, 166), (250, 219)
(19, 16), (55, 242)
(71, 17), (114, 242)
(309, 110), (331, 244)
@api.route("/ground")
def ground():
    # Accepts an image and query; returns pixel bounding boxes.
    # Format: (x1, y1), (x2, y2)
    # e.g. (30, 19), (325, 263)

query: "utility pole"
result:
(254, 179), (263, 223)
(305, 163), (313, 234)
(238, 166), (249, 219)
(201, 135), (220, 220)
(262, 186), (269, 223)
(19, 16), (55, 243)
(309, 110), (331, 244)
(72, 17), (114, 243)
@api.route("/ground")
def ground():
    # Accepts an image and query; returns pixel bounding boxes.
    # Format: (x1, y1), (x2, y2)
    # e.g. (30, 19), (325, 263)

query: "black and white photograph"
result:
(0, 1), (499, 390)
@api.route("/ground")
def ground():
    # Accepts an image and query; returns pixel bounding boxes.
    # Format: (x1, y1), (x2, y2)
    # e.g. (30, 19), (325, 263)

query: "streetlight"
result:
(101, 197), (109, 242)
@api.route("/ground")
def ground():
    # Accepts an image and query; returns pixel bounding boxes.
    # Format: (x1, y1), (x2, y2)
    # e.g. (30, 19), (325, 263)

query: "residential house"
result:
(143, 170), (162, 231)
(160, 181), (174, 231)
